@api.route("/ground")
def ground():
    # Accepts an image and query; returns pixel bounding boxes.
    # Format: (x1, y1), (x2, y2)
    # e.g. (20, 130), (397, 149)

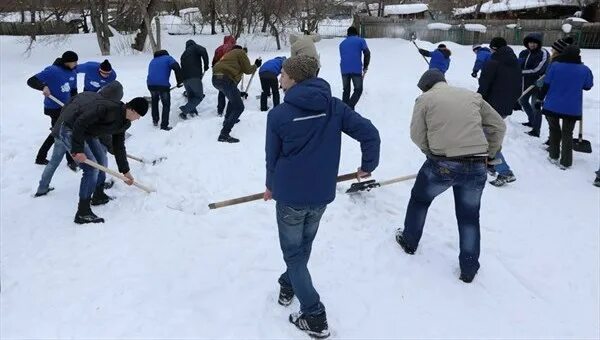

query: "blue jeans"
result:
(276, 202), (327, 315)
(212, 75), (244, 136)
(180, 77), (204, 114)
(150, 90), (171, 128)
(403, 158), (487, 277)
(342, 74), (363, 109)
(494, 151), (513, 176)
(519, 91), (542, 133)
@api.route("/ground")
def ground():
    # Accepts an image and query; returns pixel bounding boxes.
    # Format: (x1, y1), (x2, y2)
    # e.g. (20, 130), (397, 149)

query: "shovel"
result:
(144, 85), (180, 102)
(573, 118), (592, 153)
(410, 33), (430, 66)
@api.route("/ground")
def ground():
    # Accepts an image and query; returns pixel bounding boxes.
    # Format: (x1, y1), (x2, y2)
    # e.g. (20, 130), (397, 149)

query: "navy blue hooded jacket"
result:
(146, 50), (183, 90)
(27, 58), (77, 109)
(77, 61), (117, 92)
(265, 78), (380, 206)
(477, 46), (522, 118)
(419, 48), (451, 74)
(259, 57), (286, 77)
(518, 33), (550, 90)
(473, 47), (492, 74)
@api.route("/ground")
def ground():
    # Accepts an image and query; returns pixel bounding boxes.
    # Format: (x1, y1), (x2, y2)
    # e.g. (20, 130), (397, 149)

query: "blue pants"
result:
(342, 74), (363, 110)
(493, 151), (513, 176)
(277, 202), (327, 315)
(212, 75), (244, 136)
(150, 90), (171, 129)
(519, 91), (542, 133)
(180, 77), (204, 114)
(402, 158), (487, 277)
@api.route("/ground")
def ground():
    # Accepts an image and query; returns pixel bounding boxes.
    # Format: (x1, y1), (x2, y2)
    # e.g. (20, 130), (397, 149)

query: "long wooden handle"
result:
(519, 75), (545, 100)
(127, 154), (144, 163)
(83, 159), (155, 193)
(48, 95), (65, 106)
(578, 118), (584, 141)
(208, 171), (359, 210)
(377, 174), (418, 187)
(244, 70), (257, 93)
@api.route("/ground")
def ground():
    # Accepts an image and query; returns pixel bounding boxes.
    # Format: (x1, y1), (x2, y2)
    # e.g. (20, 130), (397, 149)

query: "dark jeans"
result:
(277, 202), (327, 315)
(37, 108), (74, 164)
(217, 91), (226, 114)
(547, 116), (577, 167)
(402, 158), (487, 277)
(180, 77), (204, 114)
(212, 75), (244, 136)
(150, 90), (171, 128)
(259, 72), (280, 111)
(342, 73), (363, 110)
(519, 91), (542, 133)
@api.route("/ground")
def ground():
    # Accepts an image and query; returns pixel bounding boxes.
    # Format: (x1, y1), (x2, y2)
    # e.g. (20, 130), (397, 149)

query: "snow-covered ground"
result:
(1, 32), (599, 339)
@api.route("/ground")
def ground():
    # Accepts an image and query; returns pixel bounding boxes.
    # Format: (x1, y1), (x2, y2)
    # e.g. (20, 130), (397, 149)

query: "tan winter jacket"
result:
(410, 82), (506, 158)
(290, 34), (321, 67)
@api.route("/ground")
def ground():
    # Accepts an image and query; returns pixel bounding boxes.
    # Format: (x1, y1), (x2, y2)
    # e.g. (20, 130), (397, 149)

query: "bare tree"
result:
(89, 0), (111, 55)
(131, 0), (159, 52)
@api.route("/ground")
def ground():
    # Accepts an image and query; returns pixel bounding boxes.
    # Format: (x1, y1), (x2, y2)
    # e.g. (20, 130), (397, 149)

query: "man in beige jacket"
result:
(396, 69), (506, 284)
(290, 31), (321, 75)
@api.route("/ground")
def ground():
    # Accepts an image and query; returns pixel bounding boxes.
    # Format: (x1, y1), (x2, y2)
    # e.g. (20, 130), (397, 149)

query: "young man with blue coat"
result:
(27, 51), (79, 169)
(264, 55), (380, 338)
(258, 56), (285, 111)
(339, 26), (370, 109)
(418, 44), (451, 74)
(146, 50), (183, 131)
(540, 45), (594, 169)
(471, 45), (492, 78)
(77, 59), (117, 92)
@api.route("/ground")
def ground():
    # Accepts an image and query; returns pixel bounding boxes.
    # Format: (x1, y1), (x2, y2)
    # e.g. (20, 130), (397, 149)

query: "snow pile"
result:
(506, 23), (519, 29)
(464, 24), (487, 33)
(562, 23), (573, 33)
(566, 17), (589, 23)
(427, 23), (452, 31)
(384, 4), (428, 15)
(454, 0), (580, 16)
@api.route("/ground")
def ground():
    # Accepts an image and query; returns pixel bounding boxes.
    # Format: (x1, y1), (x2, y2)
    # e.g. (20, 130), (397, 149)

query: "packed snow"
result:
(1, 32), (599, 339)
(566, 17), (589, 23)
(506, 23), (519, 29)
(464, 24), (487, 33)
(454, 0), (581, 16)
(384, 4), (429, 16)
(427, 23), (453, 31)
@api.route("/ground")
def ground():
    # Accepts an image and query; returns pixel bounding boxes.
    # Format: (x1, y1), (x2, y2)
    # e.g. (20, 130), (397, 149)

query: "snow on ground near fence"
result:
(1, 33), (599, 339)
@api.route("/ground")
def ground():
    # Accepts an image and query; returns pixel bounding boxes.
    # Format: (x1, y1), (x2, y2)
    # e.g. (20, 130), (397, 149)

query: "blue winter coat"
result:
(259, 57), (286, 76)
(146, 50), (182, 89)
(34, 59), (77, 109)
(543, 61), (593, 118)
(265, 78), (380, 206)
(473, 47), (492, 74)
(339, 35), (371, 75)
(420, 48), (451, 74)
(518, 33), (550, 89)
(77, 61), (117, 92)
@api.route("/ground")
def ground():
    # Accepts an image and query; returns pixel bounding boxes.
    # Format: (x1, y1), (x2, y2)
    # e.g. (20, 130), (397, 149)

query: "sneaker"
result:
(67, 162), (78, 172)
(594, 176), (600, 187)
(217, 111), (223, 117)
(218, 134), (240, 143)
(278, 278), (294, 306)
(34, 187), (54, 197)
(489, 174), (516, 187)
(395, 229), (416, 255)
(547, 157), (559, 166)
(160, 126), (173, 131)
(559, 164), (570, 171)
(486, 164), (496, 176)
(526, 130), (540, 137)
(459, 272), (476, 283)
(179, 113), (188, 120)
(35, 158), (49, 165)
(521, 122), (532, 127)
(289, 311), (330, 339)
(153, 121), (159, 127)
(260, 107), (270, 112)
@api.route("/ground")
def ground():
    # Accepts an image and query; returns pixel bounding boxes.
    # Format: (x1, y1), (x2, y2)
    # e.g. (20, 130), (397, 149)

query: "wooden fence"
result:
(0, 21), (78, 36)
(356, 16), (600, 49)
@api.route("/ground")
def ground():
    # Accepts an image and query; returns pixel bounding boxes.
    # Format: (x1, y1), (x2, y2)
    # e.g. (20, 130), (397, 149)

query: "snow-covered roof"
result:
(464, 23), (487, 32)
(384, 4), (428, 15)
(453, 0), (580, 16)
(179, 7), (200, 15)
(565, 17), (588, 22)
(427, 23), (452, 31)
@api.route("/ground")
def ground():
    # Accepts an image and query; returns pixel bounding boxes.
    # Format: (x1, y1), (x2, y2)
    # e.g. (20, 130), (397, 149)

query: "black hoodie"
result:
(478, 46), (522, 118)
(180, 40), (209, 80)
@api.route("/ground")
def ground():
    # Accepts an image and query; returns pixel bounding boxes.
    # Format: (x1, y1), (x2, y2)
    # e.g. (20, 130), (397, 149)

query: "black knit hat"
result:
(552, 36), (575, 53)
(100, 59), (112, 72)
(61, 50), (78, 62)
(489, 37), (507, 50)
(417, 69), (446, 92)
(438, 44), (447, 49)
(347, 26), (358, 36)
(127, 97), (149, 116)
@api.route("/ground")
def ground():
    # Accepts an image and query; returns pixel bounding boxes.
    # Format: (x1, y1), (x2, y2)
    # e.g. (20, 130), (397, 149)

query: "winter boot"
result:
(289, 311), (330, 339)
(526, 130), (540, 137)
(35, 158), (49, 165)
(104, 179), (115, 190)
(521, 122), (532, 127)
(34, 187), (54, 197)
(67, 162), (78, 172)
(160, 126), (173, 131)
(278, 278), (294, 306)
(179, 112), (188, 120)
(74, 199), (104, 224)
(548, 157), (559, 166)
(218, 134), (240, 143)
(594, 176), (600, 188)
(395, 229), (416, 255)
(91, 186), (112, 206)
(459, 272), (476, 283)
(489, 173), (516, 187)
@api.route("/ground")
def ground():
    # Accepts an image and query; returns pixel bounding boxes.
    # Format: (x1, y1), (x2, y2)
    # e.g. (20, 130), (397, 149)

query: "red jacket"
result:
(212, 35), (236, 66)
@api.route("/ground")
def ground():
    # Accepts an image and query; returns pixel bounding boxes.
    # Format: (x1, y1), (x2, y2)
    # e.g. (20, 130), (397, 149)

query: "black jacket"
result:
(518, 33), (550, 90)
(180, 40), (209, 80)
(478, 46), (522, 118)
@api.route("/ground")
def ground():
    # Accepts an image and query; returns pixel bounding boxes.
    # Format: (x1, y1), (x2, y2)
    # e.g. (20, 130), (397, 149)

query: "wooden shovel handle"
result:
(83, 159), (155, 193)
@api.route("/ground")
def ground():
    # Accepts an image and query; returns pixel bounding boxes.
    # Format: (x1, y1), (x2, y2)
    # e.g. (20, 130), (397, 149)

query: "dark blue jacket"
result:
(77, 61), (117, 92)
(477, 46), (522, 118)
(473, 47), (492, 74)
(30, 58), (77, 109)
(518, 33), (550, 90)
(339, 35), (371, 75)
(420, 48), (451, 74)
(259, 57), (286, 76)
(542, 59), (593, 118)
(146, 50), (182, 90)
(265, 78), (380, 206)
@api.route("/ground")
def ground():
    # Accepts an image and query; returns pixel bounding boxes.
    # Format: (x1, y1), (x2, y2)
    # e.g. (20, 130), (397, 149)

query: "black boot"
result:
(218, 134), (240, 143)
(289, 311), (330, 339)
(278, 278), (294, 306)
(91, 186), (112, 206)
(74, 199), (105, 224)
(395, 229), (416, 255)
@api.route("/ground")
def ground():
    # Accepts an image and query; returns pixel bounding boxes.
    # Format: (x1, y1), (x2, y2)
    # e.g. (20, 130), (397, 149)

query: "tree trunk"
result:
(155, 17), (161, 51)
(268, 20), (281, 50)
(210, 0), (216, 35)
(131, 0), (159, 52)
(473, 0), (485, 19)
(89, 0), (110, 55)
(365, 1), (372, 16)
(81, 9), (89, 33)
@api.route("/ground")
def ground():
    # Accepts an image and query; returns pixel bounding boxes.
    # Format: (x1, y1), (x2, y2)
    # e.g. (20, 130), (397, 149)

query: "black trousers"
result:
(547, 115), (577, 167)
(260, 72), (280, 111)
(37, 108), (74, 164)
(150, 90), (171, 128)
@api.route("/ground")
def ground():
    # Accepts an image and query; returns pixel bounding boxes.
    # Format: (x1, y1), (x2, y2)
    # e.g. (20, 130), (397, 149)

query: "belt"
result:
(428, 154), (486, 163)
(213, 73), (226, 78)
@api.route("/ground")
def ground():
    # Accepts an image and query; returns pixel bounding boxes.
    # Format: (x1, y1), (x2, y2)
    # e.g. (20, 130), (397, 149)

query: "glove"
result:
(254, 58), (262, 67)
(534, 101), (542, 110)
(240, 92), (248, 99)
(471, 72), (478, 78)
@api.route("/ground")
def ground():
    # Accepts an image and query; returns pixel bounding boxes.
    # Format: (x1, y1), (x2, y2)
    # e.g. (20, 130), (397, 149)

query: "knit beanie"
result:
(552, 36), (575, 53)
(417, 69), (446, 92)
(61, 50), (78, 62)
(127, 97), (149, 116)
(347, 26), (359, 36)
(100, 59), (112, 72)
(282, 55), (319, 83)
(472, 44), (482, 51)
(489, 37), (507, 50)
(438, 44), (447, 49)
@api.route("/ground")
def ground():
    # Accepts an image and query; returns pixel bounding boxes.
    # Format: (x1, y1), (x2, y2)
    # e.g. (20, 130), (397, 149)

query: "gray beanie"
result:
(282, 55), (319, 83)
(417, 69), (446, 92)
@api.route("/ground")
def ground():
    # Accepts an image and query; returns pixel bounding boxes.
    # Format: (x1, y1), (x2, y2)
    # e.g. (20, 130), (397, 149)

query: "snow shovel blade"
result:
(346, 179), (380, 194)
(150, 156), (168, 165)
(573, 138), (592, 153)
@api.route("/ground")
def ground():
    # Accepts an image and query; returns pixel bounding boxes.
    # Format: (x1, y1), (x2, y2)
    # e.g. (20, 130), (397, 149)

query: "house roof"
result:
(453, 0), (580, 16)
(384, 4), (428, 15)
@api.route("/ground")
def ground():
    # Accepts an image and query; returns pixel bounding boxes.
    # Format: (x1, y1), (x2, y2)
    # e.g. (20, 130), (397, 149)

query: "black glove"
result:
(471, 72), (478, 78)
(534, 101), (542, 110)
(418, 48), (428, 56)
(254, 58), (262, 67)
(240, 92), (248, 99)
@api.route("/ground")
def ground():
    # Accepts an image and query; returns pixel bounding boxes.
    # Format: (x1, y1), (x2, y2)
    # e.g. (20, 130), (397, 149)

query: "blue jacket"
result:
(33, 58), (78, 109)
(77, 61), (117, 92)
(519, 33), (550, 90)
(473, 47), (492, 74)
(339, 35), (371, 75)
(146, 50), (182, 89)
(543, 61), (593, 117)
(266, 78), (380, 206)
(259, 57), (286, 76)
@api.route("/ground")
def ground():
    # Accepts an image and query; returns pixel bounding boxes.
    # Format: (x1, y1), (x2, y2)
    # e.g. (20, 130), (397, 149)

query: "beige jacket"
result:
(410, 82), (506, 158)
(290, 34), (321, 67)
